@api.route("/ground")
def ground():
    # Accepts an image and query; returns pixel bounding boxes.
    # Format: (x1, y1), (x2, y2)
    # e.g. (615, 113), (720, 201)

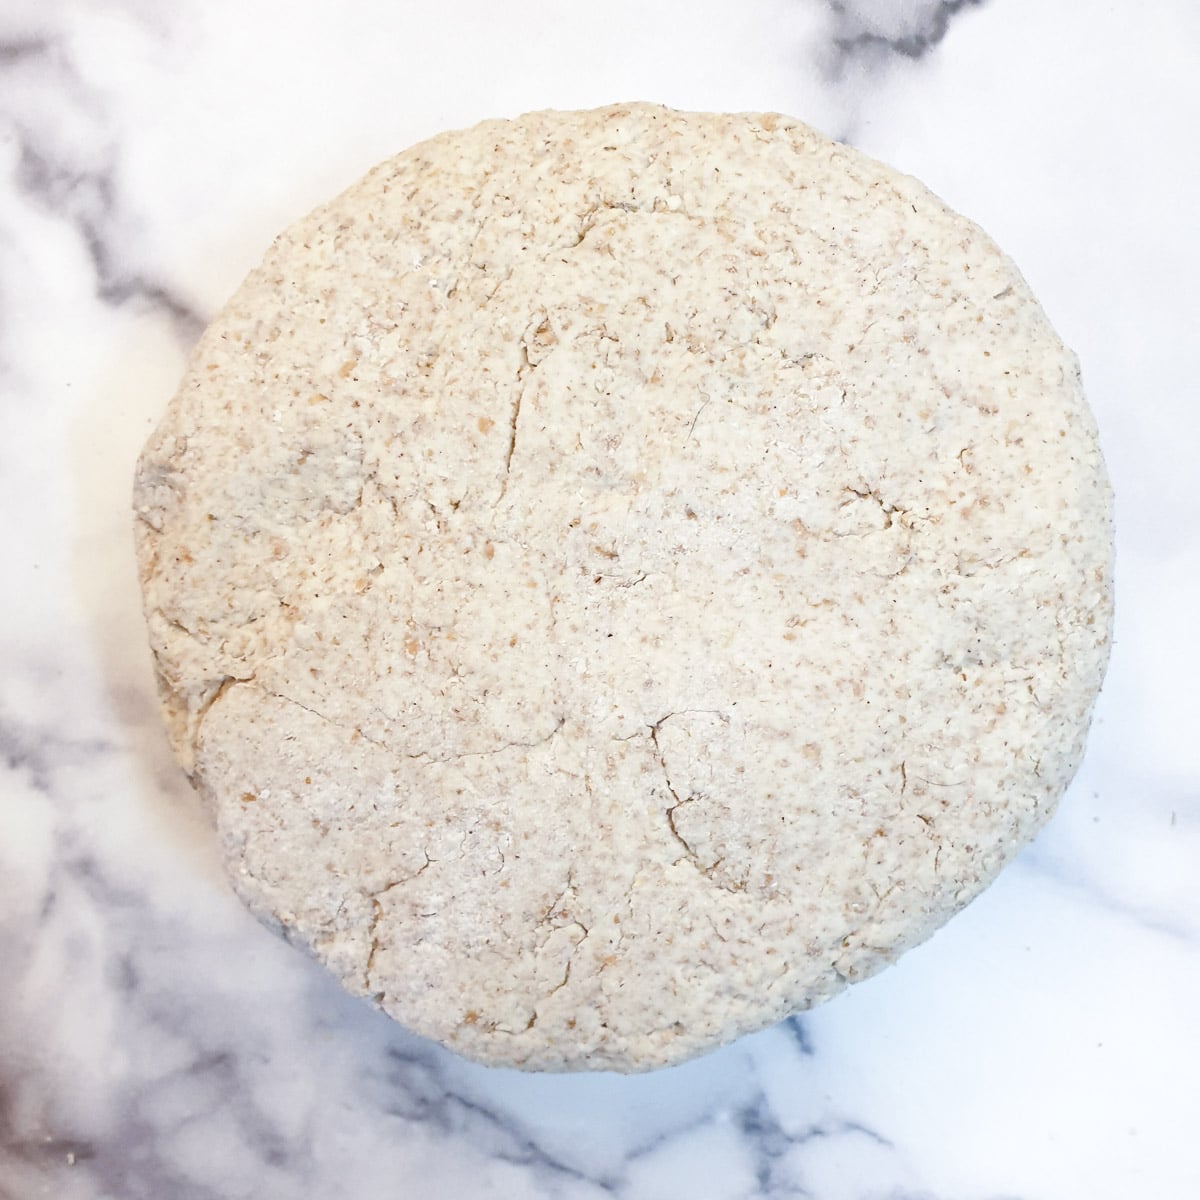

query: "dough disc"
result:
(135, 104), (1113, 1071)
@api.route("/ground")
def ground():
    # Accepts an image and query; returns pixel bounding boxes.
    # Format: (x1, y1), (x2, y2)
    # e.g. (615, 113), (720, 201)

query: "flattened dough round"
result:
(134, 104), (1113, 1071)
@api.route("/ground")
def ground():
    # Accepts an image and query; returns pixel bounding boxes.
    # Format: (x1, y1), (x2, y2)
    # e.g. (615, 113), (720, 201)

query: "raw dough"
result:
(134, 104), (1113, 1071)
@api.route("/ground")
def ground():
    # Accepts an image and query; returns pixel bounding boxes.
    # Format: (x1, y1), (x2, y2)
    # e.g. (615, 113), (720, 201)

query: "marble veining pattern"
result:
(1, 1), (1197, 1197)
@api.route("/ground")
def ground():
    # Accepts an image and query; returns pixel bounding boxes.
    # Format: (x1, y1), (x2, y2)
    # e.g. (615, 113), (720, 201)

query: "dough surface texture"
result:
(135, 104), (1113, 1071)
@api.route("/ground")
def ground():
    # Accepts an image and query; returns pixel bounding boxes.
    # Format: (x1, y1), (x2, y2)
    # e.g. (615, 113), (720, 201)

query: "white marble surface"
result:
(2, 1), (1198, 1196)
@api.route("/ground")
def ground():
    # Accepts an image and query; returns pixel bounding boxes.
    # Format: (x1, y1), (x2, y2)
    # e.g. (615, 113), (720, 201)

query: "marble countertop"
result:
(2, 1), (1197, 1196)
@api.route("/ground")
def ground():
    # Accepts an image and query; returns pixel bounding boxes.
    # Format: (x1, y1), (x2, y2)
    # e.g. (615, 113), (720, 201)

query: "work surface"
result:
(1, 1), (1197, 1197)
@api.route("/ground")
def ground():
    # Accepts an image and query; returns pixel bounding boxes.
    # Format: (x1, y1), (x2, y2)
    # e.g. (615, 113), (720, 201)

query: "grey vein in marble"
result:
(819, 0), (989, 144)
(826, 0), (986, 69)
(0, 36), (205, 344)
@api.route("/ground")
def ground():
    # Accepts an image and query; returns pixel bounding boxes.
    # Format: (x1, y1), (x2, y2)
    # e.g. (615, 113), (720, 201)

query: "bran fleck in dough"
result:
(134, 103), (1114, 1072)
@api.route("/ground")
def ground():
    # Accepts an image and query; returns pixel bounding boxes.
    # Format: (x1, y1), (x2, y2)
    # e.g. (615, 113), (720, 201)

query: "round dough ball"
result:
(134, 104), (1113, 1072)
